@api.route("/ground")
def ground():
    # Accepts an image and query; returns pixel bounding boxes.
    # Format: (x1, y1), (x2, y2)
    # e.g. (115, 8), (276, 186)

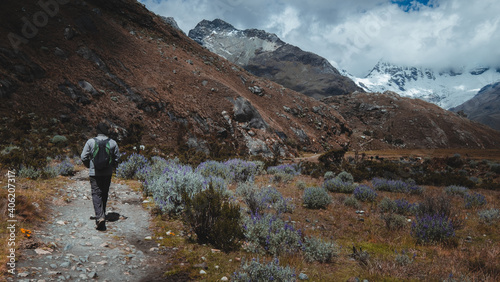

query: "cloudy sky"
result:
(139, 0), (500, 77)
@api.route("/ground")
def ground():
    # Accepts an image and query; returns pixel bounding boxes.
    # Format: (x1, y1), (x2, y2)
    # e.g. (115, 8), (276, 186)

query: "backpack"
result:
(92, 138), (112, 170)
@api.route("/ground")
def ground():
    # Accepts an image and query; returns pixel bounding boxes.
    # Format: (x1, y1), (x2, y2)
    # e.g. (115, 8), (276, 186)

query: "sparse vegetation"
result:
(4, 148), (500, 280)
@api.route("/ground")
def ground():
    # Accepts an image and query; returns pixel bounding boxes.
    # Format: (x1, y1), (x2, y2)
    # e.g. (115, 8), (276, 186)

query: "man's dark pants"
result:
(89, 175), (112, 222)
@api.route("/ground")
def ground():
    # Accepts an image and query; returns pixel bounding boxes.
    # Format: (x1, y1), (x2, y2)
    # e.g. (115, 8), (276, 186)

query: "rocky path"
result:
(13, 170), (170, 282)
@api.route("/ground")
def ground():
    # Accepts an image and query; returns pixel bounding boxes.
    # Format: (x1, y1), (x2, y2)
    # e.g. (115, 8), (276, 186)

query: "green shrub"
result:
(337, 171), (354, 184)
(464, 192), (486, 209)
(323, 177), (356, 193)
(116, 153), (150, 179)
(324, 171), (335, 180)
(232, 258), (296, 282)
(490, 163), (500, 174)
(146, 163), (207, 215)
(295, 180), (307, 190)
(415, 195), (452, 218)
(271, 172), (295, 183)
(444, 185), (469, 197)
(236, 181), (257, 198)
(243, 213), (303, 256)
(395, 249), (415, 266)
(411, 213), (455, 244)
(303, 187), (331, 209)
(0, 146), (23, 169)
(353, 185), (378, 202)
(478, 209), (500, 225)
(57, 159), (74, 176)
(242, 185), (294, 214)
(303, 236), (340, 263)
(417, 171), (475, 188)
(379, 197), (397, 213)
(381, 213), (407, 230)
(344, 196), (361, 209)
(351, 246), (370, 266)
(446, 153), (463, 168)
(50, 135), (68, 145)
(18, 166), (41, 179)
(183, 185), (243, 252)
(42, 165), (59, 179)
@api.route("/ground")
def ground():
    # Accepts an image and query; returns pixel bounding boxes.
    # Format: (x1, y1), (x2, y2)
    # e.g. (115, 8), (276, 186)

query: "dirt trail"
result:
(13, 170), (171, 282)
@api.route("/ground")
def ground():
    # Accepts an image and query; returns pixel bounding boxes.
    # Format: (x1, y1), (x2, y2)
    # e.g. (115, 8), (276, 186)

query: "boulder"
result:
(231, 97), (268, 129)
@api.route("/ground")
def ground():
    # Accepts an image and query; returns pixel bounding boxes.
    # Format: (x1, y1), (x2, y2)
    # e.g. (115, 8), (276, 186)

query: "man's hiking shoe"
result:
(96, 218), (106, 231)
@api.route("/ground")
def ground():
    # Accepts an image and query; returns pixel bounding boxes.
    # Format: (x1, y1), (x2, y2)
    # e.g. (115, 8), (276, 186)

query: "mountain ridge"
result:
(189, 19), (363, 99)
(352, 61), (500, 110)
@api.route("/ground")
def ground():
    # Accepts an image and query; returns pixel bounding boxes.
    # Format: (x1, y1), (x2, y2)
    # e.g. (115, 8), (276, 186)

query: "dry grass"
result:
(348, 149), (500, 161)
(0, 170), (72, 276)
(149, 165), (500, 281)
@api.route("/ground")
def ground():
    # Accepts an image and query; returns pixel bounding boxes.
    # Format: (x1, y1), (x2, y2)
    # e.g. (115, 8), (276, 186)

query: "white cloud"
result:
(266, 6), (301, 38)
(140, 0), (500, 77)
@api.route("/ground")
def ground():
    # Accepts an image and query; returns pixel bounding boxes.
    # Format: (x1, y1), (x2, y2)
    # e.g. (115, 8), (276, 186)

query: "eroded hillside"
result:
(0, 0), (350, 160)
(323, 91), (500, 151)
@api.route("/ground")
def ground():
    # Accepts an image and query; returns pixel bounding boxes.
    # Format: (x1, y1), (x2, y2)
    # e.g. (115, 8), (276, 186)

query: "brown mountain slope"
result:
(0, 0), (350, 158)
(322, 91), (500, 151)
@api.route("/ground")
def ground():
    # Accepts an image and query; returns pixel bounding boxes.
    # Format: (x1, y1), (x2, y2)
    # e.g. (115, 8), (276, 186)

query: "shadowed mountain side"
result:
(451, 82), (500, 131)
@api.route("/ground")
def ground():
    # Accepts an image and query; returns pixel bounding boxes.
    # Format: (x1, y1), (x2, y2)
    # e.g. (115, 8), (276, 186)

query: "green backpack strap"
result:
(92, 137), (99, 159)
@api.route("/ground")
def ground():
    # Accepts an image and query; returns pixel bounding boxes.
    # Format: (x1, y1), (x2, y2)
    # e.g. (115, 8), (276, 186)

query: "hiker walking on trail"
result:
(81, 123), (120, 231)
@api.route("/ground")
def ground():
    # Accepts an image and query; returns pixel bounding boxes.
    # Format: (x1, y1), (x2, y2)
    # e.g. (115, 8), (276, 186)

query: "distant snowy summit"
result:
(348, 62), (500, 109)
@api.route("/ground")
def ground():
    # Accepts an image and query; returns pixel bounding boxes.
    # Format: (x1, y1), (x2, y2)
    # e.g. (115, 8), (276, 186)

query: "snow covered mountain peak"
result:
(189, 19), (284, 66)
(352, 61), (500, 109)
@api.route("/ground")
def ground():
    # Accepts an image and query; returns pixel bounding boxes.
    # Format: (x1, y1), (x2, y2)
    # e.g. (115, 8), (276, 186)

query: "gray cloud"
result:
(140, 0), (500, 77)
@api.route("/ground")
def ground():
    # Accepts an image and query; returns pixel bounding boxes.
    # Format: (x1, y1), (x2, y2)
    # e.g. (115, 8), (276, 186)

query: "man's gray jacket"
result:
(81, 134), (120, 176)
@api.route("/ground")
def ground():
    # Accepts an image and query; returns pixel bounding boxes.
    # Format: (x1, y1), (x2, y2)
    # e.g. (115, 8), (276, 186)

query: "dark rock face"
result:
(451, 82), (500, 131)
(58, 80), (91, 105)
(230, 97), (268, 129)
(161, 16), (183, 32)
(189, 19), (363, 99)
(0, 78), (17, 98)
